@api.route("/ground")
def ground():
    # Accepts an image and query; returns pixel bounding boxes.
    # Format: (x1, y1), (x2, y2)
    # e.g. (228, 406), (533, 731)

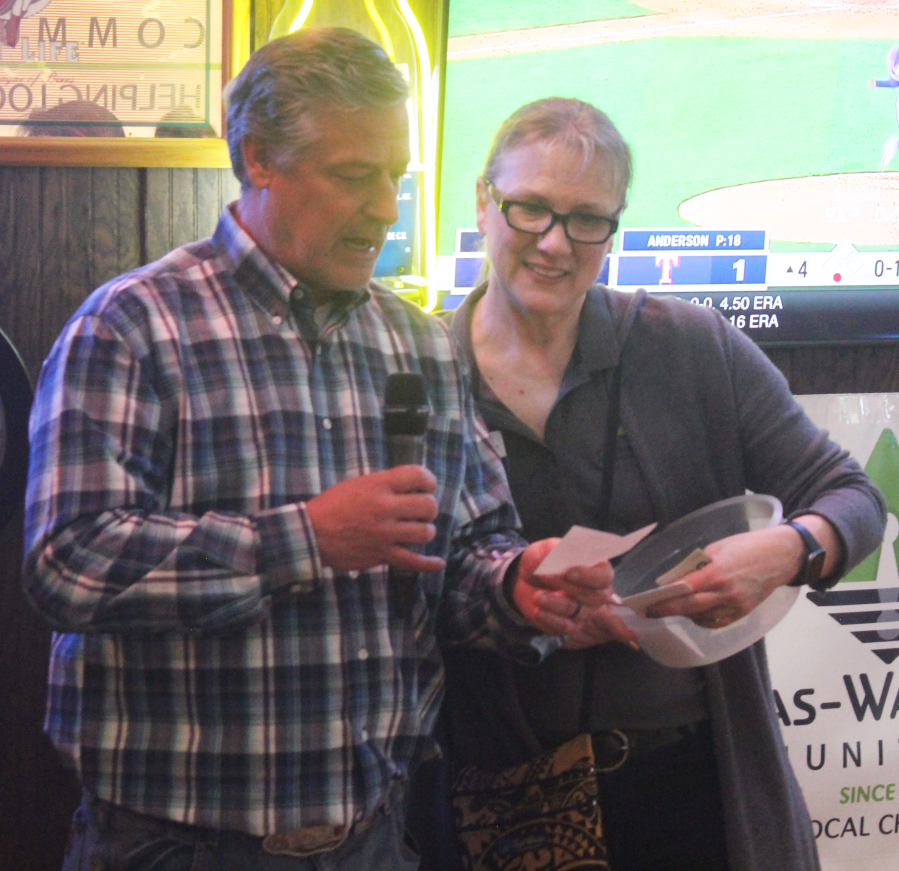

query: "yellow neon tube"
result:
(289, 0), (315, 33)
(364, 0), (395, 60)
(395, 0), (438, 312)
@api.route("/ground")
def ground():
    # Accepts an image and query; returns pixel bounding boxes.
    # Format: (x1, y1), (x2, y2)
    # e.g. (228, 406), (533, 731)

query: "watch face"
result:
(808, 547), (829, 589)
(0, 328), (33, 534)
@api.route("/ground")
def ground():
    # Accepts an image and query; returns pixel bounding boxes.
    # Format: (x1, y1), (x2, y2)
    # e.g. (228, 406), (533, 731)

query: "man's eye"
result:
(335, 169), (372, 182)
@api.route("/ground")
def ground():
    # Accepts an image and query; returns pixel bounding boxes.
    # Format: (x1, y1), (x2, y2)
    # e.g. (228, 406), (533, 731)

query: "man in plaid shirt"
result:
(22, 27), (616, 870)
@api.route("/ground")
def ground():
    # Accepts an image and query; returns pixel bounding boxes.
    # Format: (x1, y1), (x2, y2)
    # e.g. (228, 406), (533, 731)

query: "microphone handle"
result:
(387, 433), (425, 618)
(387, 433), (425, 467)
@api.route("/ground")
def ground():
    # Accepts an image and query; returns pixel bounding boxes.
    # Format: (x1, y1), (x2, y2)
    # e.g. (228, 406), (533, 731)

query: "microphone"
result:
(384, 373), (430, 618)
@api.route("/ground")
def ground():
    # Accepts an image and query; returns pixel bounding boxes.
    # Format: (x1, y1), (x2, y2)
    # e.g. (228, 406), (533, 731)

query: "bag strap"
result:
(580, 288), (647, 732)
(595, 288), (647, 531)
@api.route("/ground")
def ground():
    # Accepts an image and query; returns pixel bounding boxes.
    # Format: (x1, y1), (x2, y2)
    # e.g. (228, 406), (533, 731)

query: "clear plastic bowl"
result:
(611, 494), (800, 668)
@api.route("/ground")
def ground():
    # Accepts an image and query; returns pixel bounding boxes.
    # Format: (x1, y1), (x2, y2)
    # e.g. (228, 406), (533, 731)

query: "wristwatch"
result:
(785, 520), (830, 591)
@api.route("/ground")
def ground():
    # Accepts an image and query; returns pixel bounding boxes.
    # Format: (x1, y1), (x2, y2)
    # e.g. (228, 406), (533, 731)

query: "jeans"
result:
(61, 787), (420, 871)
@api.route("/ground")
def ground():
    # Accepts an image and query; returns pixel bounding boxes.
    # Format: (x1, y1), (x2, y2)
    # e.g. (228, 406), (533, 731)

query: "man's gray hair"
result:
(483, 97), (633, 206)
(226, 26), (409, 188)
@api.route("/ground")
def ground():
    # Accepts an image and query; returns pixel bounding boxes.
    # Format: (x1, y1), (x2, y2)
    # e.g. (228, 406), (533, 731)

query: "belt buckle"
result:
(262, 823), (350, 857)
(592, 728), (630, 773)
(261, 814), (377, 858)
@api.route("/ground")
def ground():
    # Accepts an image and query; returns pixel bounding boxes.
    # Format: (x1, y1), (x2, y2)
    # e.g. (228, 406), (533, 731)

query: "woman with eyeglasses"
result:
(412, 98), (884, 871)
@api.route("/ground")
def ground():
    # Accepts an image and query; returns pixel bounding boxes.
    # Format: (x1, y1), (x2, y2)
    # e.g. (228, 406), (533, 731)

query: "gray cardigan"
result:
(442, 284), (886, 871)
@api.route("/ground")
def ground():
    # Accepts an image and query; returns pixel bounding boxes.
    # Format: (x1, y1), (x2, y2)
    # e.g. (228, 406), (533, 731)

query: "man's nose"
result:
(365, 175), (400, 226)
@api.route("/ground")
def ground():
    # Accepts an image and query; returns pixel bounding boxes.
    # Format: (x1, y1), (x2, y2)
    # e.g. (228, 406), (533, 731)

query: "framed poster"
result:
(0, 0), (244, 166)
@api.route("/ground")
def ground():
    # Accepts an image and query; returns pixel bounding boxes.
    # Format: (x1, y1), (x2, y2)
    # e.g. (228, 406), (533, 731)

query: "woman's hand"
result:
(646, 516), (842, 628)
(560, 605), (640, 650)
(510, 538), (638, 648)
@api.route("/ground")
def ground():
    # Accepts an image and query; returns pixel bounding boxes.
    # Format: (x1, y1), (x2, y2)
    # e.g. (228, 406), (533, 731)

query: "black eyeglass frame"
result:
(484, 179), (620, 245)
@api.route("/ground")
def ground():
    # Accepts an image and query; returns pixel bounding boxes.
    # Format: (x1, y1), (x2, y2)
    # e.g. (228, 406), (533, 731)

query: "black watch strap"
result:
(786, 520), (829, 591)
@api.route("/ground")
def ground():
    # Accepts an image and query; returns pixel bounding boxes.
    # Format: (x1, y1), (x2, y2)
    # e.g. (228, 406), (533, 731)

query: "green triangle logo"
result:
(842, 428), (899, 583)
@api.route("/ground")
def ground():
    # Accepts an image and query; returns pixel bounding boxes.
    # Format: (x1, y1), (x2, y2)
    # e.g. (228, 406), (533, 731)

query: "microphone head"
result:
(385, 372), (427, 407)
(384, 373), (430, 436)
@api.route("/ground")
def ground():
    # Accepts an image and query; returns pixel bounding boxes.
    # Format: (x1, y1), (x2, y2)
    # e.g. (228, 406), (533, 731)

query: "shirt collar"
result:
(213, 204), (370, 318)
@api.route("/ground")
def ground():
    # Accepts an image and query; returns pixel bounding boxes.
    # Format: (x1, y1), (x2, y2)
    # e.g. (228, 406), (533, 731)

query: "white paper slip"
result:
(655, 548), (711, 586)
(533, 522), (657, 577)
(620, 580), (692, 617)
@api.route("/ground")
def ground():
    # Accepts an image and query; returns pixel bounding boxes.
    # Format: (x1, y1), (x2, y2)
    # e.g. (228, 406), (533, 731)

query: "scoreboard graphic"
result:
(609, 229), (899, 345)
(615, 229), (768, 290)
(439, 227), (899, 345)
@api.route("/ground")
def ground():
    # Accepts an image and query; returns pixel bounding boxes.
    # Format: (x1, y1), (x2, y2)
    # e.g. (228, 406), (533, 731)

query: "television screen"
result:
(437, 0), (899, 343)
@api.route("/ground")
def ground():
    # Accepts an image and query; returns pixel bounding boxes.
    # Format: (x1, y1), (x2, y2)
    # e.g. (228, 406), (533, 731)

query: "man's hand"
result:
(646, 515), (842, 628)
(510, 539), (637, 648)
(306, 466), (447, 574)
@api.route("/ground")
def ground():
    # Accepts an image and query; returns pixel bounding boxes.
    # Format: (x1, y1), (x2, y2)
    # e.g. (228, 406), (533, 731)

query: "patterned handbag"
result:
(449, 732), (609, 871)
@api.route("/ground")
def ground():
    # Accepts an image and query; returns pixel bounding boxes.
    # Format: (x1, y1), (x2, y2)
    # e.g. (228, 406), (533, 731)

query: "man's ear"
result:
(241, 137), (275, 189)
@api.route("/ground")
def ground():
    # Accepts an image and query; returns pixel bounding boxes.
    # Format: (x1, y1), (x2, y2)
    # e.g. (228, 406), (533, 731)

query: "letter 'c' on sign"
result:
(183, 18), (204, 48)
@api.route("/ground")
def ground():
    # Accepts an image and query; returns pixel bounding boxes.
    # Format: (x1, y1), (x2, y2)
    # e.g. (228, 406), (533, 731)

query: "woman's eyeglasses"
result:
(484, 179), (619, 245)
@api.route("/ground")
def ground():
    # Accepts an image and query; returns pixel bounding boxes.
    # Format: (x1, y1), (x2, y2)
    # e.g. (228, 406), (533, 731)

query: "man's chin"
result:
(306, 268), (376, 301)
(342, 265), (378, 291)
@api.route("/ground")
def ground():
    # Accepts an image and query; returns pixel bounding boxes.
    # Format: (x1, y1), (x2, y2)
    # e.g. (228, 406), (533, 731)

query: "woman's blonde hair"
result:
(483, 97), (632, 206)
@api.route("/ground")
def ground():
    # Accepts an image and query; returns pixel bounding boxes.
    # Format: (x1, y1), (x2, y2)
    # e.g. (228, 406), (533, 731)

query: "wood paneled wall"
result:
(766, 344), (899, 395)
(0, 164), (238, 871)
(0, 159), (898, 869)
(0, 166), (239, 382)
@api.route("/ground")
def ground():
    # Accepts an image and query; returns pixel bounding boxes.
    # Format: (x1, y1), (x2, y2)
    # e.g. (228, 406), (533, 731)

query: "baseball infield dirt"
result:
(447, 1), (899, 61)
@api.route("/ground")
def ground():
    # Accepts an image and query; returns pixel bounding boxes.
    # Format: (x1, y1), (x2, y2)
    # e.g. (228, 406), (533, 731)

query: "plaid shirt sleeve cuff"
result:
(495, 553), (529, 627)
(255, 502), (324, 595)
(488, 551), (561, 664)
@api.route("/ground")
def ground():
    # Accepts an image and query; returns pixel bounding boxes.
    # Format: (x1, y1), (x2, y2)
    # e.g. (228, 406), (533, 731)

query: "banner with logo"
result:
(767, 393), (899, 871)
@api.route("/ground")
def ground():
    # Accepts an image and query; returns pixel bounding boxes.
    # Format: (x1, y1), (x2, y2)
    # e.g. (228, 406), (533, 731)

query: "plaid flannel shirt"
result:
(23, 206), (537, 836)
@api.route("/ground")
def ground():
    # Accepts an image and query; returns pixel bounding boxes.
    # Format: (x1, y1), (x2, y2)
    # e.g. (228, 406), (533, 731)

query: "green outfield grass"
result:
(448, 0), (650, 38)
(438, 36), (897, 254)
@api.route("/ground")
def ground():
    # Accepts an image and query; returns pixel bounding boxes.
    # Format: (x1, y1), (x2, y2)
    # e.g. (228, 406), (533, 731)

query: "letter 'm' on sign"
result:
(89, 17), (116, 48)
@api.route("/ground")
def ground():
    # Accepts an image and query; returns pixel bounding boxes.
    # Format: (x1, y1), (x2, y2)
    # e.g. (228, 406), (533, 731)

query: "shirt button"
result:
(322, 418), (332, 430)
(272, 315), (283, 326)
(361, 728), (369, 741)
(358, 648), (369, 660)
